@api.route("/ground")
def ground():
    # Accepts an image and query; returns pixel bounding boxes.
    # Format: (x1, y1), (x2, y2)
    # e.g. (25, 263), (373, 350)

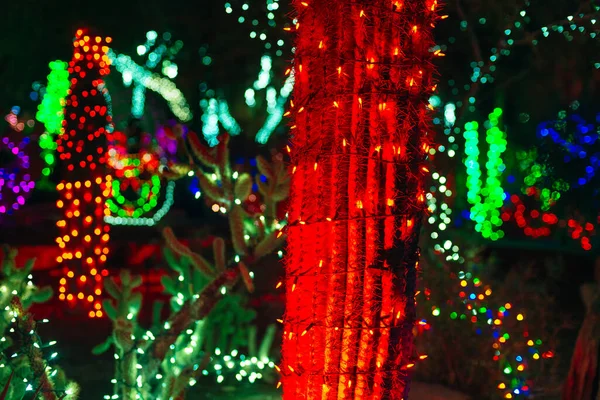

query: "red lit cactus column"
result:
(282, 1), (438, 398)
(55, 29), (113, 317)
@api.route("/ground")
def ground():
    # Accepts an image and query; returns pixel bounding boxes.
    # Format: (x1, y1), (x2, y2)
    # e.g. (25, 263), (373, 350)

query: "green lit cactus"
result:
(0, 247), (78, 400)
(95, 132), (288, 399)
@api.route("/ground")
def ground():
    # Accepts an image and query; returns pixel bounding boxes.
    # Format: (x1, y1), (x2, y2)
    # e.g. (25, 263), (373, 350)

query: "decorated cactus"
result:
(0, 248), (77, 400)
(94, 132), (288, 399)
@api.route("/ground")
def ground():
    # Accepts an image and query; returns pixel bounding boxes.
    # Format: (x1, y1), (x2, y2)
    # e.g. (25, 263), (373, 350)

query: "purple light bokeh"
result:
(0, 135), (35, 214)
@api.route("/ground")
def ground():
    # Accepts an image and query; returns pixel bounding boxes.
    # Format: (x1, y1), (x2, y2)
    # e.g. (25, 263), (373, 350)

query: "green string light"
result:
(464, 108), (507, 240)
(35, 61), (70, 177)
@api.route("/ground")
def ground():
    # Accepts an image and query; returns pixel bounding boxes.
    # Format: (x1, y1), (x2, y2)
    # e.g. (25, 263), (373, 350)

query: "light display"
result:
(0, 248), (78, 399)
(566, 214), (596, 251)
(282, 0), (437, 398)
(223, 0), (289, 57)
(255, 71), (294, 144)
(417, 6), (600, 396)
(463, 108), (507, 240)
(448, 3), (600, 122)
(498, 108), (600, 250)
(196, 1), (294, 145)
(418, 3), (598, 397)
(108, 50), (192, 122)
(536, 111), (600, 189)
(36, 61), (70, 177)
(198, 55), (294, 146)
(55, 30), (113, 317)
(1, 111), (35, 215)
(423, 100), (558, 397)
(422, 126), (556, 399)
(502, 194), (558, 239)
(126, 31), (184, 118)
(417, 249), (558, 400)
(105, 126), (175, 227)
(516, 148), (567, 211)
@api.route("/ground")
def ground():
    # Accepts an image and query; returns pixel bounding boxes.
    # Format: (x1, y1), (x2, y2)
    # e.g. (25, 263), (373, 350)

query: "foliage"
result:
(0, 247), (78, 400)
(94, 133), (287, 399)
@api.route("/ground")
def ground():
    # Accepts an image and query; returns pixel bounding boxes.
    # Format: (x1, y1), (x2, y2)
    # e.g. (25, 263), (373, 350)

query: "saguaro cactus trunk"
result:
(282, 1), (438, 399)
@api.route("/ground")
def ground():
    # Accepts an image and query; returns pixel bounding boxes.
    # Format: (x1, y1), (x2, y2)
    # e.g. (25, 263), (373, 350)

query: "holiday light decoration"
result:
(255, 72), (294, 144)
(195, 1), (294, 145)
(501, 189), (598, 250)
(198, 55), (294, 146)
(0, 248), (79, 399)
(498, 108), (600, 250)
(35, 31), (188, 186)
(516, 148), (567, 211)
(463, 108), (507, 240)
(448, 3), (600, 123)
(421, 105), (555, 398)
(126, 30), (184, 118)
(502, 194), (559, 238)
(566, 215), (596, 251)
(1, 111), (36, 215)
(422, 178), (558, 397)
(282, 1), (437, 398)
(36, 61), (70, 178)
(92, 133), (288, 399)
(104, 127), (175, 226)
(108, 50), (192, 122)
(426, 172), (462, 263)
(417, 249), (559, 400)
(204, 348), (276, 384)
(223, 0), (289, 57)
(55, 30), (113, 316)
(419, 4), (598, 397)
(536, 111), (600, 188)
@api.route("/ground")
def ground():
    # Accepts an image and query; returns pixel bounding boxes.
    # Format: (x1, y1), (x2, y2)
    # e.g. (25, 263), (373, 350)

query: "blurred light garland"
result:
(516, 148), (567, 211)
(566, 216), (596, 251)
(223, 0), (289, 56)
(419, 260), (555, 399)
(198, 55), (294, 146)
(197, 1), (293, 145)
(420, 3), (599, 393)
(106, 131), (163, 219)
(463, 108), (507, 240)
(202, 348), (275, 385)
(502, 193), (558, 238)
(104, 180), (175, 226)
(455, 2), (600, 115)
(108, 50), (192, 122)
(128, 31), (184, 118)
(419, 2), (599, 396)
(537, 111), (600, 188)
(0, 114), (35, 215)
(425, 98), (554, 397)
(35, 61), (70, 177)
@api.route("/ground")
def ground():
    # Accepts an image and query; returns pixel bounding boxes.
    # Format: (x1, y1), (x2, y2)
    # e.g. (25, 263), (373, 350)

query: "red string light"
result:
(282, 1), (437, 398)
(502, 194), (558, 238)
(55, 29), (112, 317)
(502, 193), (597, 250)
